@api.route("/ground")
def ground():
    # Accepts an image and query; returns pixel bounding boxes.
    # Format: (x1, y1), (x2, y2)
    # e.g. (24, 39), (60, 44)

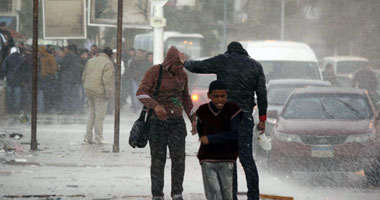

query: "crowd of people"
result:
(0, 38), (154, 115)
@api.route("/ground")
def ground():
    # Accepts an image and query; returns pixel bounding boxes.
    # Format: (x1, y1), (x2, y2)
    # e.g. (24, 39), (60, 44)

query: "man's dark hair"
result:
(80, 48), (89, 54)
(226, 41), (248, 56)
(67, 44), (78, 54)
(102, 47), (113, 57)
(0, 22), (6, 27)
(91, 44), (97, 48)
(208, 80), (227, 93)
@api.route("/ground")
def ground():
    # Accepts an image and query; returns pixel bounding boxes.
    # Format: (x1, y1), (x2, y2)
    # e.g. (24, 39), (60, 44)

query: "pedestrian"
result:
(20, 46), (33, 112)
(89, 44), (98, 58)
(322, 64), (340, 86)
(136, 46), (197, 200)
(121, 48), (135, 107)
(196, 80), (241, 200)
(0, 22), (15, 66)
(82, 47), (114, 144)
(0, 47), (25, 114)
(111, 48), (126, 109)
(58, 44), (82, 114)
(38, 45), (58, 113)
(129, 49), (150, 113)
(354, 64), (379, 104)
(180, 41), (267, 200)
(78, 48), (90, 114)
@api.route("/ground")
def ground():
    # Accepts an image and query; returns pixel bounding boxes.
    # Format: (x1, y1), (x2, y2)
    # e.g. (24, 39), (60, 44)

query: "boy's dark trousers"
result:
(233, 112), (260, 200)
(148, 116), (187, 199)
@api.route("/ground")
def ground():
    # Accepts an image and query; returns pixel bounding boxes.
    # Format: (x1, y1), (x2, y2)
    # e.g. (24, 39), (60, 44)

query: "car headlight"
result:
(191, 94), (199, 101)
(345, 131), (376, 143)
(274, 130), (302, 143)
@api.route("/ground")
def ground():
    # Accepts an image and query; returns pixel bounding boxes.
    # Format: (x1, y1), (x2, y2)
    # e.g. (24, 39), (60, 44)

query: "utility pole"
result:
(223, 0), (227, 51)
(113, 0), (124, 153)
(150, 0), (168, 64)
(31, 0), (39, 150)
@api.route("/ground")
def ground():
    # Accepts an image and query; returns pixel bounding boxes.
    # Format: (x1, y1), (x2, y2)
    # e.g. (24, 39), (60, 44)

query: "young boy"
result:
(196, 80), (241, 200)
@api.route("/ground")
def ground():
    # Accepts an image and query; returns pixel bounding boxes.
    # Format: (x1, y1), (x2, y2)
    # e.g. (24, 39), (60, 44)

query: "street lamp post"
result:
(113, 0), (124, 153)
(281, 0), (285, 40)
(150, 0), (168, 64)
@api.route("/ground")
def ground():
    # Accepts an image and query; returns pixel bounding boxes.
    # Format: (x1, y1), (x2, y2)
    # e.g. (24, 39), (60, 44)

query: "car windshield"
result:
(195, 75), (216, 89)
(282, 93), (373, 120)
(261, 61), (321, 82)
(268, 84), (329, 105)
(336, 61), (368, 74)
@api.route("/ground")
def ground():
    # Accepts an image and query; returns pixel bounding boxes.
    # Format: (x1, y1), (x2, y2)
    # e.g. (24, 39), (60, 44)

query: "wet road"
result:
(0, 112), (379, 199)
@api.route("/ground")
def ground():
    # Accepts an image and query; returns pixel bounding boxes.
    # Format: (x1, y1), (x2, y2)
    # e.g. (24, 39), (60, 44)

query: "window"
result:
(0, 0), (12, 12)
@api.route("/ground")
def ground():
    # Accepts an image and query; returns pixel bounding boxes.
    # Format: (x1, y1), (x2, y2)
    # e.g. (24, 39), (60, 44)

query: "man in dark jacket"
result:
(1, 47), (25, 114)
(58, 44), (83, 114)
(354, 64), (379, 104)
(180, 41), (267, 200)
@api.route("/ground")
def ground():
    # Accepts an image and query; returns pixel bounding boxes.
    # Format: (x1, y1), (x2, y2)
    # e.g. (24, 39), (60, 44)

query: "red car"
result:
(190, 74), (216, 109)
(268, 87), (380, 175)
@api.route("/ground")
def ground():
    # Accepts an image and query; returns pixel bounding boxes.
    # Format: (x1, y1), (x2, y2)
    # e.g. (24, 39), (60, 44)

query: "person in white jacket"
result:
(82, 47), (115, 144)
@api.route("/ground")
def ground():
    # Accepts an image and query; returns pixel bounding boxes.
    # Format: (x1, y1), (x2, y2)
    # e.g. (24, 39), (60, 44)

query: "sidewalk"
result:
(0, 112), (250, 199)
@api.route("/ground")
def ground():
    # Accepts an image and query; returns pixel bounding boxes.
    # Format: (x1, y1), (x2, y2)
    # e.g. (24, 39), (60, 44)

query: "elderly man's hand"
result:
(154, 105), (167, 120)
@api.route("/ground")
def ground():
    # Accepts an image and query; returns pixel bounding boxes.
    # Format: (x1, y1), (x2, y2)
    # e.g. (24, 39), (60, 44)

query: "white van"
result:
(240, 40), (322, 82)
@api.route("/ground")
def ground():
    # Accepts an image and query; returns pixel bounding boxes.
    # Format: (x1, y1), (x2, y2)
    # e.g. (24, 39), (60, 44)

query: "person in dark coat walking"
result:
(58, 44), (83, 114)
(322, 64), (340, 87)
(354, 64), (379, 104)
(180, 41), (267, 200)
(1, 47), (25, 114)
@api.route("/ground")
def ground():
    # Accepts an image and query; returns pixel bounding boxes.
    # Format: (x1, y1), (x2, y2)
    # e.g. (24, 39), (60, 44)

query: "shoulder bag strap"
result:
(142, 65), (163, 120)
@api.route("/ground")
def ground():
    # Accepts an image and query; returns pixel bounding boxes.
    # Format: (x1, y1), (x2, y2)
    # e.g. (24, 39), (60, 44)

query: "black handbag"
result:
(129, 65), (163, 148)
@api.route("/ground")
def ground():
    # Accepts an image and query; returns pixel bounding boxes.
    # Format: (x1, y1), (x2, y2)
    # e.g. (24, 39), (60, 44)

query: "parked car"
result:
(266, 79), (332, 120)
(268, 87), (380, 177)
(321, 56), (369, 87)
(240, 40), (322, 83)
(253, 79), (331, 157)
(190, 74), (216, 109)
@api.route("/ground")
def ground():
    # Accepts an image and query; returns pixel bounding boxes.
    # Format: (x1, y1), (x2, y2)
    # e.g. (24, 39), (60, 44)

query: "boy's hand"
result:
(200, 136), (209, 144)
(191, 120), (197, 135)
(154, 105), (167, 120)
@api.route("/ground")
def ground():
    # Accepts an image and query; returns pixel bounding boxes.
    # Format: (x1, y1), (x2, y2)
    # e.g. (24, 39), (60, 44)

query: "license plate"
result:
(311, 146), (334, 158)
